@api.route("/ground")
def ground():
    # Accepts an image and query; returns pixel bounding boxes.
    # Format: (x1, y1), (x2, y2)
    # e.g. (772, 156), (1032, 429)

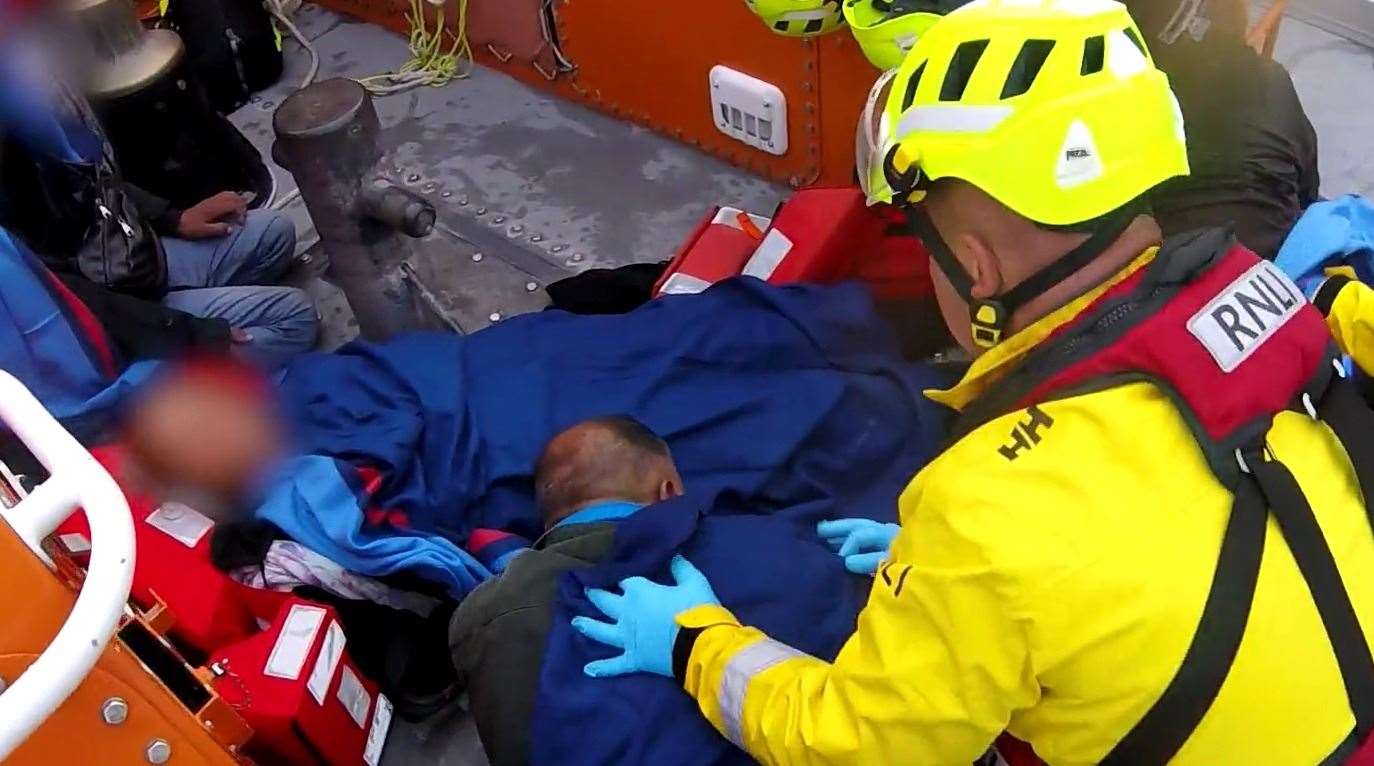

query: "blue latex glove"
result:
(817, 518), (900, 575)
(572, 555), (721, 678)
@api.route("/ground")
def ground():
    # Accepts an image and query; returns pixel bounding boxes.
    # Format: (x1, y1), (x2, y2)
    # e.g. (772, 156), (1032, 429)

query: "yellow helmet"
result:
(842, 0), (959, 70)
(746, 0), (847, 36)
(881, 0), (1188, 225)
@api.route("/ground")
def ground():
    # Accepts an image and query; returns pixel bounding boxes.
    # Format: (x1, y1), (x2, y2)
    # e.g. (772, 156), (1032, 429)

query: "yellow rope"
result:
(355, 0), (473, 95)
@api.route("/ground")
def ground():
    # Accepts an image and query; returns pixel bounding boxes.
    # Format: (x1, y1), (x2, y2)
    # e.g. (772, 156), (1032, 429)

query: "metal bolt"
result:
(441, 191), (452, 198)
(145, 739), (171, 764)
(459, 196), (470, 205)
(406, 173), (421, 183)
(525, 282), (538, 292)
(531, 234), (544, 243)
(102, 697), (129, 725)
(475, 207), (487, 215)
(762, 100), (772, 108)
(511, 224), (525, 234)
(493, 216), (507, 224)
(552, 244), (567, 253)
(572, 253), (585, 263)
(488, 312), (502, 322)
(423, 182), (437, 192)
(471, 253), (484, 262)
(349, 124), (363, 135)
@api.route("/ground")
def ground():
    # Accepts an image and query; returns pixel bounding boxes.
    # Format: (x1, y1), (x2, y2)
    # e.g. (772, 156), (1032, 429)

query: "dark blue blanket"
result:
(528, 285), (950, 765)
(273, 278), (948, 548)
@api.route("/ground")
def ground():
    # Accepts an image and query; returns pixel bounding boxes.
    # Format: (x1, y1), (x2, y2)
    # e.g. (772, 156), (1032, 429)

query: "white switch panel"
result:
(709, 65), (788, 156)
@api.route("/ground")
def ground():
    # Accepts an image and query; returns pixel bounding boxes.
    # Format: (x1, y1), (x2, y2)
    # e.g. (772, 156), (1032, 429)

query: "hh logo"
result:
(999, 405), (1054, 461)
(1187, 261), (1302, 372)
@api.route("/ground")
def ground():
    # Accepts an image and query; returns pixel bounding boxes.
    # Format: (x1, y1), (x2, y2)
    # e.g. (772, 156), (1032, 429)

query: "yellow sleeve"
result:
(676, 468), (1039, 766)
(1317, 276), (1374, 374)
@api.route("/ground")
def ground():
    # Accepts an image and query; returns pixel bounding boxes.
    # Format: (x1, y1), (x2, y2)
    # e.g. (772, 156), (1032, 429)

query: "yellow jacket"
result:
(675, 253), (1374, 765)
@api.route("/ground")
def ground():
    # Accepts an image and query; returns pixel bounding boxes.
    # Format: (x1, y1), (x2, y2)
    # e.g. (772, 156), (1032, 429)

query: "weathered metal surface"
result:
(273, 78), (443, 339)
(232, 5), (785, 348)
(402, 223), (551, 334)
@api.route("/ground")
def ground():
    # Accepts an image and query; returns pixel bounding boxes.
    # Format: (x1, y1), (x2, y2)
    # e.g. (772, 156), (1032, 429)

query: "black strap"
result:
(906, 203), (1142, 317)
(1100, 476), (1268, 765)
(1317, 374), (1374, 530)
(1246, 446), (1374, 737)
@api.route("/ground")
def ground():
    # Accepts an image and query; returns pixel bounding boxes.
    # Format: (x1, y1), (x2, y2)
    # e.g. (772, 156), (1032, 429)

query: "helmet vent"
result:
(1001, 39), (1055, 99)
(1081, 35), (1105, 74)
(1124, 27), (1147, 56)
(940, 39), (990, 101)
(900, 62), (927, 111)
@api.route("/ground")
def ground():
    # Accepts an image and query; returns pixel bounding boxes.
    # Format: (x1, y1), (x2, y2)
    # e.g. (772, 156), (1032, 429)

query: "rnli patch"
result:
(1187, 261), (1304, 372)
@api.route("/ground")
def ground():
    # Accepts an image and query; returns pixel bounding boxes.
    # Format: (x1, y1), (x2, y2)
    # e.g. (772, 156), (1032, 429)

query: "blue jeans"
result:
(161, 210), (318, 368)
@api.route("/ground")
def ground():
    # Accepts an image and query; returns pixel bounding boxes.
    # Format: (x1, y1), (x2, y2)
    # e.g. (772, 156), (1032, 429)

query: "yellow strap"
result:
(158, 0), (169, 17)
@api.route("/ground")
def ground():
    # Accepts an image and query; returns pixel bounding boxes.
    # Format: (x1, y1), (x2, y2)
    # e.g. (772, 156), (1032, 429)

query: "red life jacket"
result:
(956, 228), (1374, 764)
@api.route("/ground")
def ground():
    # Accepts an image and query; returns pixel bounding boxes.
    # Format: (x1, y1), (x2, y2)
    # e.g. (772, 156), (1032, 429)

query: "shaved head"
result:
(534, 416), (683, 528)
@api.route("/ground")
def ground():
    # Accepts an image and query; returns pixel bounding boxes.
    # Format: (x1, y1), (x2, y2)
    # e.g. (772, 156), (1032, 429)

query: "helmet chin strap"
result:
(906, 202), (1142, 349)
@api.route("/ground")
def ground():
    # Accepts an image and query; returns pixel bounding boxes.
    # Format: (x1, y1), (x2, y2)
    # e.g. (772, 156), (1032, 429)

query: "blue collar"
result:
(554, 500), (643, 529)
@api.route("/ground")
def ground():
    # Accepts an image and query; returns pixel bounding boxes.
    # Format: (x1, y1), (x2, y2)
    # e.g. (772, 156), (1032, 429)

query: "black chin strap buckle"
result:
(970, 299), (1008, 349)
(883, 145), (923, 203)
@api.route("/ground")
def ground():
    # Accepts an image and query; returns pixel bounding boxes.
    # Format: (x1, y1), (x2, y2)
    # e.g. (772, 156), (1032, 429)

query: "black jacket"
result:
(1148, 36), (1320, 260)
(0, 132), (180, 297)
(448, 522), (618, 766)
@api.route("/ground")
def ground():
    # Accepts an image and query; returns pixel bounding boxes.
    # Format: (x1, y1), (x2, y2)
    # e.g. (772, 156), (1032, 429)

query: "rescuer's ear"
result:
(957, 231), (1005, 301)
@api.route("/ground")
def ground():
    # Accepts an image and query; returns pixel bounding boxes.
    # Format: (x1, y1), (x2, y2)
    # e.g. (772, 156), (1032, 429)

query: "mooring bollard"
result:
(272, 78), (436, 340)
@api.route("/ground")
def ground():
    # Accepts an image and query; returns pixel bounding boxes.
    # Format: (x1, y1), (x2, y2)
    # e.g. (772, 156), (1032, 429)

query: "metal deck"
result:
(225, 5), (1374, 762)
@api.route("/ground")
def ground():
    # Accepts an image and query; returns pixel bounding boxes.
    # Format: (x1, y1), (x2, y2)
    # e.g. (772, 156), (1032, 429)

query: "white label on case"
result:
(337, 665), (371, 728)
(363, 694), (393, 766)
(307, 620), (346, 704)
(263, 604), (326, 680)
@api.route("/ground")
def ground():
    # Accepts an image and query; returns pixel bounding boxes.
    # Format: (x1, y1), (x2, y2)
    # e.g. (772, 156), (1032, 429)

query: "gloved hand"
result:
(572, 555), (721, 678)
(817, 518), (900, 575)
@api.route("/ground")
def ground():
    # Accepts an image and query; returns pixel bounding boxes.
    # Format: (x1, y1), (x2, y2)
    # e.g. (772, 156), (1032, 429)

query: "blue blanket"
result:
(261, 279), (949, 599)
(527, 286), (950, 764)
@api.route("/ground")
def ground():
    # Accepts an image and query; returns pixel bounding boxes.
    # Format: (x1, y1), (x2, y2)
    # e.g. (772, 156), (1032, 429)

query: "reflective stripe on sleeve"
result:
(719, 638), (808, 748)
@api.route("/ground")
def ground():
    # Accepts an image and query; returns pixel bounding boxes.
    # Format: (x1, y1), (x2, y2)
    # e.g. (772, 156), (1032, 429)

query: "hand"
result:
(572, 555), (720, 678)
(230, 327), (253, 344)
(817, 518), (900, 575)
(176, 191), (248, 239)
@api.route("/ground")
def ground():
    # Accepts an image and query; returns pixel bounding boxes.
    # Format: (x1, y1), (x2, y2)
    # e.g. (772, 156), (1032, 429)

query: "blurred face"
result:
(123, 364), (284, 519)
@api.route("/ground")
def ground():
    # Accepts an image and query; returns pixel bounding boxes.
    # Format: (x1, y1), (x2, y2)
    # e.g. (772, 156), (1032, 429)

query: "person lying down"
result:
(454, 417), (910, 766)
(449, 416), (686, 766)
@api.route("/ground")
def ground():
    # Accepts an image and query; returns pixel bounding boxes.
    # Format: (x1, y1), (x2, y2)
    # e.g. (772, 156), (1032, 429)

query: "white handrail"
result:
(0, 371), (136, 761)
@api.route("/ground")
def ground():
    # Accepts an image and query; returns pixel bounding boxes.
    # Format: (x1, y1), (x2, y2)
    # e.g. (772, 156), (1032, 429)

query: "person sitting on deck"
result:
(448, 415), (685, 766)
(1124, 0), (1321, 259)
(0, 49), (318, 369)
